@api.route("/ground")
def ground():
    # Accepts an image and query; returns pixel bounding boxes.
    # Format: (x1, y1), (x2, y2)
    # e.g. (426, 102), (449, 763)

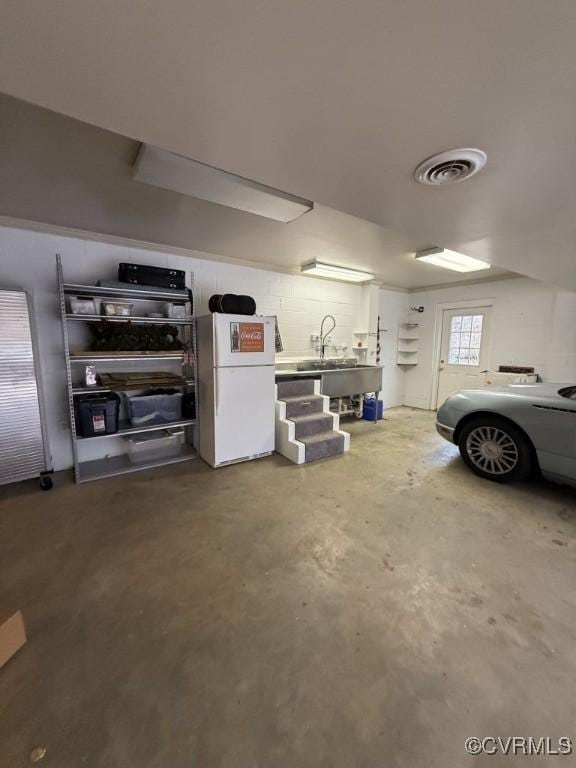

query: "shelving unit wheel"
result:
(39, 474), (53, 491)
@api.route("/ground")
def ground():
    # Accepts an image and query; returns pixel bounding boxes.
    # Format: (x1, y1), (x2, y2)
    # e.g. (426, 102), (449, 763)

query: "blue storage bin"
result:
(362, 397), (383, 421)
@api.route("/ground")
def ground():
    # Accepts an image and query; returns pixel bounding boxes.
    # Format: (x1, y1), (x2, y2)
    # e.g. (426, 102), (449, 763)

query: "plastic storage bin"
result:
(75, 392), (120, 437)
(125, 429), (184, 464)
(182, 391), (196, 420)
(127, 391), (182, 426)
(102, 301), (133, 317)
(69, 296), (97, 315)
(362, 397), (383, 421)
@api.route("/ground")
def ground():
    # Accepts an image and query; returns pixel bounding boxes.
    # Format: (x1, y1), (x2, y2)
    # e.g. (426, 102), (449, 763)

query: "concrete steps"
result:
(283, 394), (324, 418)
(275, 378), (350, 464)
(291, 412), (334, 439)
(299, 431), (346, 461)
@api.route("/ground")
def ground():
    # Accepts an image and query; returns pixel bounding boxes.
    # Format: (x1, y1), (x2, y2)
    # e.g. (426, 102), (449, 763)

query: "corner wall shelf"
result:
(397, 322), (419, 366)
(57, 255), (198, 484)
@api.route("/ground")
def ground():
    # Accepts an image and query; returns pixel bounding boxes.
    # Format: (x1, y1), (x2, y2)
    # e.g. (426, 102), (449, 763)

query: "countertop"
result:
(275, 368), (321, 378)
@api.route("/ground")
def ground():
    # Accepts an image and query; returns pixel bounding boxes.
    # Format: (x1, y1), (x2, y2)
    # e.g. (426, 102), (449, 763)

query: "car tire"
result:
(458, 416), (534, 483)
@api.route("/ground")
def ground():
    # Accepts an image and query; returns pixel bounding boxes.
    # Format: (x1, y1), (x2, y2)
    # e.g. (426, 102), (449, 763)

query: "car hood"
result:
(462, 382), (570, 397)
(460, 381), (576, 397)
(453, 382), (575, 407)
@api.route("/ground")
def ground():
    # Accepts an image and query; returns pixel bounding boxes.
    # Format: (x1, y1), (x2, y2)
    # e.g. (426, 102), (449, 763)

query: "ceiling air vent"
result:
(414, 148), (487, 186)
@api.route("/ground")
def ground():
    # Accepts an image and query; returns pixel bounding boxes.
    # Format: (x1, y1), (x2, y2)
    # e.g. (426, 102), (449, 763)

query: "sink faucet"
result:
(319, 314), (336, 361)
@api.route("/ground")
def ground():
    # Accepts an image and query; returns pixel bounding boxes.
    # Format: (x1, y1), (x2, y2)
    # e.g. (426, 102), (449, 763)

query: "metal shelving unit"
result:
(78, 445), (198, 483)
(71, 380), (195, 395)
(63, 281), (191, 302)
(66, 314), (195, 325)
(75, 418), (197, 440)
(70, 352), (185, 362)
(56, 255), (198, 483)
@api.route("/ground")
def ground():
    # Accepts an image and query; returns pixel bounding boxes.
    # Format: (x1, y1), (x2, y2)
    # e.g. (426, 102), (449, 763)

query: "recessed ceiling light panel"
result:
(414, 148), (487, 186)
(415, 247), (491, 273)
(301, 261), (374, 283)
(134, 144), (313, 222)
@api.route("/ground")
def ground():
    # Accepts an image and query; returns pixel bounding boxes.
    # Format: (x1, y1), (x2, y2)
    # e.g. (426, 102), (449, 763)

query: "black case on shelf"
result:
(118, 263), (186, 290)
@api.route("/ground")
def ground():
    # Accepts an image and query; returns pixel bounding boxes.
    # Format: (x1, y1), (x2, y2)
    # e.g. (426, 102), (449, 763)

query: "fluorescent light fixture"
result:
(415, 247), (491, 273)
(301, 261), (374, 283)
(134, 144), (313, 222)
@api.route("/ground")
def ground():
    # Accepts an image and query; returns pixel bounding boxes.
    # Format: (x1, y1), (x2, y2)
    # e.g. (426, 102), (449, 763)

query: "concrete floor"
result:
(1, 407), (575, 768)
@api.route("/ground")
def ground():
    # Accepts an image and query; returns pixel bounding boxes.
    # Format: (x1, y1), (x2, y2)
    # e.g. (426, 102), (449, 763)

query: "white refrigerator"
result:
(197, 313), (276, 467)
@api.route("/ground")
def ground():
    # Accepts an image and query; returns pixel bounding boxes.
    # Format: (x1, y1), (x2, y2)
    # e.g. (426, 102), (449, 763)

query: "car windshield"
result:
(559, 386), (576, 400)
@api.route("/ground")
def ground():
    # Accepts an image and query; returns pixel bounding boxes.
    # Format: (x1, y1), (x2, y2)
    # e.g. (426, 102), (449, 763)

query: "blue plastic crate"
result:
(362, 397), (383, 421)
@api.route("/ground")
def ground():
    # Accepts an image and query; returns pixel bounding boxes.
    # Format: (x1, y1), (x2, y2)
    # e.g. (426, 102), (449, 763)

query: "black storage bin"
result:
(182, 391), (196, 420)
(118, 263), (186, 290)
(75, 393), (120, 437)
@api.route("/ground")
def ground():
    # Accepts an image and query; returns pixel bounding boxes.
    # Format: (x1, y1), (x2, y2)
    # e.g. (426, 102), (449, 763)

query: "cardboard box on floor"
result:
(0, 610), (26, 669)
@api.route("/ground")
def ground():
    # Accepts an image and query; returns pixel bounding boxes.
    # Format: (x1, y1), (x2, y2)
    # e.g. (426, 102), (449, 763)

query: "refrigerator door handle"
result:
(213, 321), (219, 367)
(214, 367), (220, 416)
(213, 321), (221, 416)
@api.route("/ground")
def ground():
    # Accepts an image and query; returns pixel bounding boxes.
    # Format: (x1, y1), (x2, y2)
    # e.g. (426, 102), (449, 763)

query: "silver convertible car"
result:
(436, 383), (576, 486)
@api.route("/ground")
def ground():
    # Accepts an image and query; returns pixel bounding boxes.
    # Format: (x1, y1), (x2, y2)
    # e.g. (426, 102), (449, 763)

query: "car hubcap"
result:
(466, 426), (519, 475)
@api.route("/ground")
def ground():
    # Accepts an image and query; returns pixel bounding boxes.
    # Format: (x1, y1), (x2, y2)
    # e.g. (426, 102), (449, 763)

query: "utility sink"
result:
(276, 358), (382, 398)
(295, 359), (357, 372)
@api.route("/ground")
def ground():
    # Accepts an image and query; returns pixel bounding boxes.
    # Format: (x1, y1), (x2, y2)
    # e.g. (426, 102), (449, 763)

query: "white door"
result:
(214, 314), (275, 367)
(436, 307), (492, 408)
(213, 365), (275, 465)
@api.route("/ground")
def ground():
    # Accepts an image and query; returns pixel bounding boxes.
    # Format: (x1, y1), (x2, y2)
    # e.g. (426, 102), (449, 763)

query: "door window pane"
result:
(447, 314), (484, 367)
(472, 315), (483, 332)
(451, 316), (462, 332)
(470, 332), (482, 348)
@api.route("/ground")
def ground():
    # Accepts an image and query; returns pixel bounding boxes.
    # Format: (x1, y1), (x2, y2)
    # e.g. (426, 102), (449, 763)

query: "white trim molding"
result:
(429, 297), (495, 410)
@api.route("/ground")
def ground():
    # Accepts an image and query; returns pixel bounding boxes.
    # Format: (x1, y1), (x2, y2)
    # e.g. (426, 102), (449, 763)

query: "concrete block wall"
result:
(0, 223), (392, 471)
(403, 277), (574, 410)
(4, 222), (571, 472)
(547, 291), (576, 383)
(251, 274), (362, 360)
(378, 288), (410, 409)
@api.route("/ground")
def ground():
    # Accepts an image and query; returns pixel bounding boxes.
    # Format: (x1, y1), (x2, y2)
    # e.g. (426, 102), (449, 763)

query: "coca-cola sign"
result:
(230, 322), (264, 352)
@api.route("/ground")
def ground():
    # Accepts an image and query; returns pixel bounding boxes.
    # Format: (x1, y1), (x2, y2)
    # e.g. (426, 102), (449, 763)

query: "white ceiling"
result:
(0, 92), (510, 289)
(0, 1), (575, 289)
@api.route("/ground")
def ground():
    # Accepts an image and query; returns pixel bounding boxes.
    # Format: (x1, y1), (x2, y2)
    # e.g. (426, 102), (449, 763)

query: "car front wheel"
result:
(458, 416), (534, 483)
